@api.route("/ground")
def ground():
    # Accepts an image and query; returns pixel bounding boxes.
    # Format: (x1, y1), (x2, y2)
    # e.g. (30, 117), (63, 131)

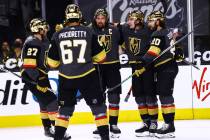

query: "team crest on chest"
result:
(98, 35), (112, 53)
(129, 37), (141, 55)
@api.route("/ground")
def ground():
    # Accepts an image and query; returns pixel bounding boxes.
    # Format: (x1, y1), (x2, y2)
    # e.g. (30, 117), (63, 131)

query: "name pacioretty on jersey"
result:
(59, 30), (87, 39)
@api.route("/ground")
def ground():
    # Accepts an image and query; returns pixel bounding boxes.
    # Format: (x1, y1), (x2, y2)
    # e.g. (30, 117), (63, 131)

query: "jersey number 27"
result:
(27, 48), (38, 56)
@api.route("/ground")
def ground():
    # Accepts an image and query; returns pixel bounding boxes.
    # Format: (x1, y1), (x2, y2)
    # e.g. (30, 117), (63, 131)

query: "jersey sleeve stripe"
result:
(147, 51), (159, 57)
(23, 59), (37, 68)
(147, 46), (161, 56)
(47, 57), (60, 68)
(92, 50), (106, 63)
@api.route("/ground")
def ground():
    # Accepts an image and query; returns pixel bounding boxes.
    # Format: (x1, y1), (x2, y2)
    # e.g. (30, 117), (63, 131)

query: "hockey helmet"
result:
(128, 10), (144, 22)
(94, 8), (109, 20)
(30, 18), (48, 33)
(65, 4), (82, 22)
(149, 11), (165, 21)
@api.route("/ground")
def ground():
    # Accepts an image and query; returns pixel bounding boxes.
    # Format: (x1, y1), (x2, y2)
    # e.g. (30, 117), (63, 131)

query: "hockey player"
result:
(135, 11), (180, 138)
(117, 10), (158, 137)
(21, 18), (58, 138)
(90, 8), (122, 138)
(47, 4), (110, 140)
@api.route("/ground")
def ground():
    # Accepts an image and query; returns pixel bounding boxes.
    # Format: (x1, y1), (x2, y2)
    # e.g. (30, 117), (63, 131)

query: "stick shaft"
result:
(0, 66), (56, 94)
(182, 59), (200, 70)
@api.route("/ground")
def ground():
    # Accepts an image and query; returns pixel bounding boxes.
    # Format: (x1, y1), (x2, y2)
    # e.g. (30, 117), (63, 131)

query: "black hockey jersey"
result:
(91, 24), (121, 64)
(47, 25), (106, 79)
(143, 28), (175, 67)
(22, 36), (49, 73)
(120, 24), (151, 64)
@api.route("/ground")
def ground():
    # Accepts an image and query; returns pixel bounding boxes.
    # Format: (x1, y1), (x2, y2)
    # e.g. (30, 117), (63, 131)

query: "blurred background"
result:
(0, 0), (209, 67)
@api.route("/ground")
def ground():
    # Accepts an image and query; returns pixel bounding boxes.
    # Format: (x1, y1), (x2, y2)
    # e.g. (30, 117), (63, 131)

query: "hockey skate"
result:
(93, 129), (100, 139)
(149, 122), (158, 137)
(135, 122), (150, 137)
(155, 123), (175, 139)
(63, 132), (71, 140)
(44, 127), (54, 138)
(110, 125), (121, 138)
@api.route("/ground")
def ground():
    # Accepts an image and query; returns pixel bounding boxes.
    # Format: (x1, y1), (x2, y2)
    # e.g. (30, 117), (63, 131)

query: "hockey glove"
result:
(36, 76), (49, 93)
(134, 67), (146, 77)
(36, 85), (48, 93)
(175, 47), (184, 62)
(55, 24), (63, 32)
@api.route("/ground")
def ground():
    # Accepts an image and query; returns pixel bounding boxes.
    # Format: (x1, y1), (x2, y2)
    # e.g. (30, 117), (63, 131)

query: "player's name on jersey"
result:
(59, 30), (87, 39)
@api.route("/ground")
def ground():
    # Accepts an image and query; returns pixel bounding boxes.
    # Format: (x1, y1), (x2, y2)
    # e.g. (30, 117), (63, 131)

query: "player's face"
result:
(44, 26), (49, 35)
(147, 20), (152, 29)
(95, 15), (106, 28)
(41, 25), (49, 37)
(127, 17), (136, 29)
(147, 20), (156, 30)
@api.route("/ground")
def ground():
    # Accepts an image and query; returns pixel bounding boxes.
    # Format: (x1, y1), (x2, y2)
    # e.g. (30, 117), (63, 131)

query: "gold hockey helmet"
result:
(30, 18), (48, 33)
(65, 4), (82, 22)
(149, 11), (165, 21)
(128, 10), (144, 22)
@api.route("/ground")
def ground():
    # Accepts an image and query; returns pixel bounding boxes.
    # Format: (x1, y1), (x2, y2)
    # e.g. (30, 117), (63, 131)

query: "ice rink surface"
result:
(0, 120), (210, 140)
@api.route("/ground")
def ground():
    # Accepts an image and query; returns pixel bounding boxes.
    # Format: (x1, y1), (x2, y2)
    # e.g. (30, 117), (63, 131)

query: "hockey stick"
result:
(0, 66), (27, 81)
(124, 86), (132, 102)
(104, 72), (135, 94)
(182, 59), (200, 70)
(105, 30), (194, 94)
(121, 63), (198, 102)
(0, 66), (56, 94)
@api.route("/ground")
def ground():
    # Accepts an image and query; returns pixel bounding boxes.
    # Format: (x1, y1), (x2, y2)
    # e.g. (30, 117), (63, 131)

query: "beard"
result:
(96, 22), (105, 28)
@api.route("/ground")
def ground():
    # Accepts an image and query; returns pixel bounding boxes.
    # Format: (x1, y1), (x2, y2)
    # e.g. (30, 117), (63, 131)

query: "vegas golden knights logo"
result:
(98, 35), (112, 53)
(129, 37), (141, 55)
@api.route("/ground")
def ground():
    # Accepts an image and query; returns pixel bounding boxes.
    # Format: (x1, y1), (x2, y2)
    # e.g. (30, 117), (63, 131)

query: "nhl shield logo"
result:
(98, 35), (112, 53)
(129, 37), (141, 55)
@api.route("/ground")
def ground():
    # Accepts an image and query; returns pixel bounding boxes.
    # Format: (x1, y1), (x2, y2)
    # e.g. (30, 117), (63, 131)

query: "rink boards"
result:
(0, 65), (210, 127)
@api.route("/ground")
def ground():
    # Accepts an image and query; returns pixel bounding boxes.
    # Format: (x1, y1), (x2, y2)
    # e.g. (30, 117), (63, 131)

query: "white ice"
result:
(0, 120), (210, 140)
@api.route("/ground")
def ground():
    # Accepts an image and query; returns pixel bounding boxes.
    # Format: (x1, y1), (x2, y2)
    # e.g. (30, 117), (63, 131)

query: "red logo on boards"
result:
(192, 67), (210, 102)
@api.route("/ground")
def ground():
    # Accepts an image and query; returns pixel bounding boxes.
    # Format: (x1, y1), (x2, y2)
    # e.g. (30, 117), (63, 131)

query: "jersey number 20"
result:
(60, 40), (87, 64)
